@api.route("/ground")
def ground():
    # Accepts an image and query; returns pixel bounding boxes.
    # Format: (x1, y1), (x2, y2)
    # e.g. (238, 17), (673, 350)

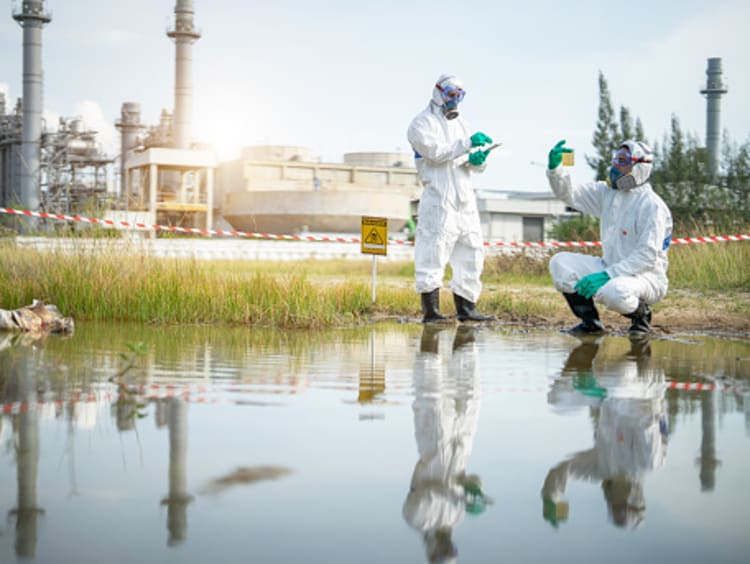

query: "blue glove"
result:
(548, 139), (573, 169)
(574, 271), (610, 299)
(470, 132), (493, 147)
(468, 150), (488, 166)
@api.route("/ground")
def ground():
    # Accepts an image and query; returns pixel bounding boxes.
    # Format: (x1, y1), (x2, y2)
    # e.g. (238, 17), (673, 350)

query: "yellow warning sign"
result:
(361, 216), (388, 256)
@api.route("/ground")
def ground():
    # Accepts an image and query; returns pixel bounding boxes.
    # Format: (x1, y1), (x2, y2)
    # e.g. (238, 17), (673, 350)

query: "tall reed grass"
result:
(1, 236), (747, 327)
(0, 245), (374, 328)
(667, 241), (750, 291)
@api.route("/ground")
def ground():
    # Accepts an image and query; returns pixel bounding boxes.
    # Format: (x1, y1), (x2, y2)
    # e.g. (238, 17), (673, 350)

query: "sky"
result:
(1, 0), (749, 192)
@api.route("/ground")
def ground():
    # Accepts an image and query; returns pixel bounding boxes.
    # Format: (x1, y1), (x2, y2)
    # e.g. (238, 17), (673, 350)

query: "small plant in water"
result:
(111, 341), (149, 422)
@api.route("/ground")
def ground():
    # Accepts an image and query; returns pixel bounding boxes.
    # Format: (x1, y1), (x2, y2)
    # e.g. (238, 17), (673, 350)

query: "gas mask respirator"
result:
(436, 83), (465, 120)
(609, 167), (638, 191)
(609, 146), (652, 191)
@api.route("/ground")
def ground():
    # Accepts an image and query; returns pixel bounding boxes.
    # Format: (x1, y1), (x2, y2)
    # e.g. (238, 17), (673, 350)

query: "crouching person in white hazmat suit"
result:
(407, 74), (495, 323)
(546, 140), (673, 335)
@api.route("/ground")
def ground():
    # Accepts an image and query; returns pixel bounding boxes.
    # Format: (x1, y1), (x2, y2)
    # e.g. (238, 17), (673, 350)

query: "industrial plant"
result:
(0, 0), (729, 241)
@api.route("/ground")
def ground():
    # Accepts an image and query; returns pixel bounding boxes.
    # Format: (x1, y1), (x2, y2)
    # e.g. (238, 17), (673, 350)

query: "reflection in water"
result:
(404, 326), (491, 563)
(4, 351), (44, 559)
(542, 337), (668, 528)
(0, 323), (748, 563)
(698, 391), (720, 491)
(199, 466), (292, 495)
(160, 398), (193, 547)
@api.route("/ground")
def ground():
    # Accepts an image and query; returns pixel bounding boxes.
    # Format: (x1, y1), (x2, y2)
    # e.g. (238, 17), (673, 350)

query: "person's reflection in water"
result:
(403, 325), (491, 563)
(542, 336), (668, 529)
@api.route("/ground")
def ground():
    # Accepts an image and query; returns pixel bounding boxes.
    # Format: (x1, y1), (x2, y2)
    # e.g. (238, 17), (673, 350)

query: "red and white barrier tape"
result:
(3, 207), (750, 248)
(2, 380), (747, 414)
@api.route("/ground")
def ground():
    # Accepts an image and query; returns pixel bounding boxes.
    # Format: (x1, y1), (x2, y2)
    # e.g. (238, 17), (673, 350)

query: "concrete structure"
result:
(117, 1), (213, 232)
(124, 147), (216, 233)
(167, 0), (200, 150)
(700, 57), (728, 178)
(219, 146), (420, 235)
(12, 0), (51, 226)
(476, 190), (572, 243)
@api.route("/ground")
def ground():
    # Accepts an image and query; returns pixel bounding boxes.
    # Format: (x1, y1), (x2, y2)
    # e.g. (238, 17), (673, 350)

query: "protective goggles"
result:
(611, 148), (652, 167)
(436, 83), (466, 103)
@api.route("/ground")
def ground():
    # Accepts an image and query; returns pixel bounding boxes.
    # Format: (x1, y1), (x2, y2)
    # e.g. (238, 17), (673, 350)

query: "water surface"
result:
(1, 323), (749, 563)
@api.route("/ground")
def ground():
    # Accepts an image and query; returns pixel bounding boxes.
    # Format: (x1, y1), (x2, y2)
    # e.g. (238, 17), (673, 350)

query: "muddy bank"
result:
(383, 286), (750, 339)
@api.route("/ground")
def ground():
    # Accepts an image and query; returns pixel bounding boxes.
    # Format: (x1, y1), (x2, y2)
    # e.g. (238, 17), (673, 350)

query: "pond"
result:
(1, 323), (749, 564)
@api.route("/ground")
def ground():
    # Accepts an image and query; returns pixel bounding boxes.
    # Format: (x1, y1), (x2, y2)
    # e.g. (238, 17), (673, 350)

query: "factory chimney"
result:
(167, 0), (201, 150)
(13, 0), (51, 223)
(115, 102), (144, 198)
(700, 57), (728, 178)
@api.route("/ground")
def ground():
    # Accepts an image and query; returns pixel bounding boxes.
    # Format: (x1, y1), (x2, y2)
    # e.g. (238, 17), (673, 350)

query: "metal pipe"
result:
(13, 0), (51, 227)
(700, 57), (728, 178)
(167, 0), (201, 150)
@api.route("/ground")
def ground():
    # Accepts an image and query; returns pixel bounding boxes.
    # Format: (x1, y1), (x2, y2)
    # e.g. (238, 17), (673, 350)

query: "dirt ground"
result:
(492, 287), (750, 339)
(380, 285), (750, 339)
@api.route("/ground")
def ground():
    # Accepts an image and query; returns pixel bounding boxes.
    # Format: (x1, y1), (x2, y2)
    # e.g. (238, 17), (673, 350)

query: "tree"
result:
(635, 118), (646, 143)
(722, 134), (750, 221)
(648, 116), (746, 231)
(586, 71), (619, 181)
(619, 106), (634, 141)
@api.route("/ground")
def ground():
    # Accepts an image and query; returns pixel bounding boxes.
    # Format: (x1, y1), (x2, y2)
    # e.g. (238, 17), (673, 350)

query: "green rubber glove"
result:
(468, 150), (488, 166)
(470, 132), (493, 147)
(573, 373), (607, 399)
(548, 139), (573, 169)
(574, 271), (611, 299)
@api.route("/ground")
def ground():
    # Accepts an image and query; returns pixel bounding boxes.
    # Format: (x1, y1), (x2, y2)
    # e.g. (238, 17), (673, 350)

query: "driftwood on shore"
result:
(0, 300), (74, 334)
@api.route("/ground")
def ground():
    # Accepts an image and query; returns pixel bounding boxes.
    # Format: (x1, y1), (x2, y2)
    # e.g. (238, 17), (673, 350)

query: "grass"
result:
(1, 236), (748, 328)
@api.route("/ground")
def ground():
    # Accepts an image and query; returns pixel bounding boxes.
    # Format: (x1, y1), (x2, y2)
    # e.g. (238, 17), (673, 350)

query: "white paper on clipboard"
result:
(463, 142), (502, 167)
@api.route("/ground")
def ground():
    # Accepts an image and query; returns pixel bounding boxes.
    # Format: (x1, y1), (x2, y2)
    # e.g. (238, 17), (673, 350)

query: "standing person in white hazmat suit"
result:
(407, 74), (495, 324)
(546, 139), (673, 335)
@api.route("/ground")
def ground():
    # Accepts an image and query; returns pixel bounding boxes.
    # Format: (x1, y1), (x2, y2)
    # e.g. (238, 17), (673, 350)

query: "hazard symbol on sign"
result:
(361, 216), (388, 255)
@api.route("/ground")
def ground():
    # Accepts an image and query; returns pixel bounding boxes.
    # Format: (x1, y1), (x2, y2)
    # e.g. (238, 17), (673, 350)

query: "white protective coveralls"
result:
(407, 75), (487, 303)
(542, 340), (668, 528)
(403, 326), (481, 563)
(547, 140), (673, 314)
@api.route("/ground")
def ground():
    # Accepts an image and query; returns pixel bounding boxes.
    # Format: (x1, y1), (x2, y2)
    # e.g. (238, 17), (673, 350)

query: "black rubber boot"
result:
(625, 300), (652, 335)
(453, 293), (494, 322)
(562, 292), (605, 334)
(421, 289), (448, 323)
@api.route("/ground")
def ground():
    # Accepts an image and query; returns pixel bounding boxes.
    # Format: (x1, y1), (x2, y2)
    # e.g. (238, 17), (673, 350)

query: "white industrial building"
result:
(476, 190), (572, 243)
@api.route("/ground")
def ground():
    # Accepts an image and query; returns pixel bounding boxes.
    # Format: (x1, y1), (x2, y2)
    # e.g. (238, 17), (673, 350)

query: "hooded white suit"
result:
(407, 75), (487, 303)
(547, 140), (673, 314)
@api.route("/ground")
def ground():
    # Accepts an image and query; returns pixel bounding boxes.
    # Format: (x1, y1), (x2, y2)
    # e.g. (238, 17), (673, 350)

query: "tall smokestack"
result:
(13, 0), (51, 223)
(115, 102), (143, 198)
(700, 57), (728, 178)
(167, 0), (200, 150)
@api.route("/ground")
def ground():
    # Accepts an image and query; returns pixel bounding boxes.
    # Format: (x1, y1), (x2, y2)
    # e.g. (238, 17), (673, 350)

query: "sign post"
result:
(361, 216), (388, 303)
